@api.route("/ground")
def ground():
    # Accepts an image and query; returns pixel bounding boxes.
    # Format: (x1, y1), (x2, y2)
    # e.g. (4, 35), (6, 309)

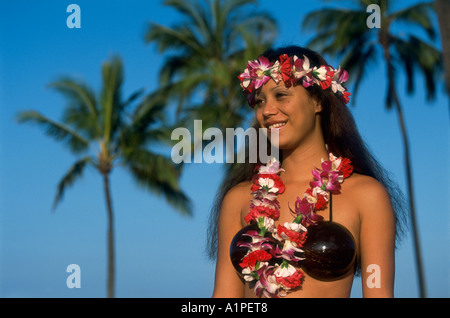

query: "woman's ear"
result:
(314, 100), (323, 113)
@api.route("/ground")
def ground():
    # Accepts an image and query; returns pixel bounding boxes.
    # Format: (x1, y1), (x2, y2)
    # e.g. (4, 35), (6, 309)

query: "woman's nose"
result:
(262, 99), (278, 117)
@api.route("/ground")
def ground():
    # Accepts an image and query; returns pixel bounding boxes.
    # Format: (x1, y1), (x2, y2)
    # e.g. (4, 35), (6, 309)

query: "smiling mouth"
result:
(268, 122), (286, 130)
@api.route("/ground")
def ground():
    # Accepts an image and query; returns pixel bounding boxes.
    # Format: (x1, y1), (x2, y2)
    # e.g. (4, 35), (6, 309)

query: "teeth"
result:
(268, 122), (286, 129)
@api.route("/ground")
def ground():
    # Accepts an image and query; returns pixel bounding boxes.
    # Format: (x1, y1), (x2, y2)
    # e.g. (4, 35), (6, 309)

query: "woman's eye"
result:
(255, 99), (265, 106)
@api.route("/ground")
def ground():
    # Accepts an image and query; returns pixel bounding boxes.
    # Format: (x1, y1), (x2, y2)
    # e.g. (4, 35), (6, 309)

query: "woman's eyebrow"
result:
(255, 92), (265, 99)
(270, 85), (289, 92)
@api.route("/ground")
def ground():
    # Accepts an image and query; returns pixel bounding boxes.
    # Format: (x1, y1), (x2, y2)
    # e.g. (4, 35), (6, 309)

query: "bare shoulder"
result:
(214, 181), (252, 297)
(223, 181), (252, 206)
(346, 173), (389, 196)
(345, 173), (393, 218)
(220, 181), (252, 225)
(348, 175), (396, 297)
(226, 181), (252, 196)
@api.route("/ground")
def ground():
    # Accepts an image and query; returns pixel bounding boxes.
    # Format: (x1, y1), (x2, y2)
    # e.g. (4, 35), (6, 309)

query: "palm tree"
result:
(17, 56), (192, 298)
(302, 0), (442, 298)
(145, 0), (277, 134)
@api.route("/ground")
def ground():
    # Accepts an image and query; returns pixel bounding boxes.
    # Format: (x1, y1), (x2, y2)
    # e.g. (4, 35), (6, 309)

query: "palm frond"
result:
(304, 8), (370, 57)
(123, 149), (192, 216)
(145, 22), (205, 56)
(100, 55), (124, 146)
(341, 40), (378, 104)
(117, 91), (171, 150)
(16, 110), (90, 153)
(48, 78), (98, 119)
(385, 58), (398, 109)
(48, 78), (100, 139)
(221, 0), (257, 18)
(212, 0), (260, 52)
(391, 34), (442, 100)
(390, 1), (436, 40)
(121, 88), (145, 110)
(165, 0), (210, 42)
(53, 156), (95, 210)
(232, 13), (277, 53)
(131, 92), (167, 129)
(157, 55), (190, 86)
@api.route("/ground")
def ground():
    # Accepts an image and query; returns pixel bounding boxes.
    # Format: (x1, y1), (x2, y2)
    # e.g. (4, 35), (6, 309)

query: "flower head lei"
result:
(235, 154), (353, 298)
(238, 54), (351, 107)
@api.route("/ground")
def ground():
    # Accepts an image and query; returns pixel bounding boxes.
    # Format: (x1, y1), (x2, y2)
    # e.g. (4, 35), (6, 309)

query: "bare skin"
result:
(212, 80), (396, 298)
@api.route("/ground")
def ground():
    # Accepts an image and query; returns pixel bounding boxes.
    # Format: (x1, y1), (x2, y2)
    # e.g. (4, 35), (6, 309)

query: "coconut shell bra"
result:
(229, 155), (356, 298)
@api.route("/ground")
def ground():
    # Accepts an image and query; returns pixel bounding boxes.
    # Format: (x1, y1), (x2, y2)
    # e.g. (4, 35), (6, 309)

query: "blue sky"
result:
(0, 0), (448, 298)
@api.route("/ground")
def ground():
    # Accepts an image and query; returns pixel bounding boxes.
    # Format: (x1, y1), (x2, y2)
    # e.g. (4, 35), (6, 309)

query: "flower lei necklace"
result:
(238, 54), (351, 107)
(232, 153), (353, 298)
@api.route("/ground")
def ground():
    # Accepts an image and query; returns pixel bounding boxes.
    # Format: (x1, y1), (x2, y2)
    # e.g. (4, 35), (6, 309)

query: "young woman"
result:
(207, 46), (406, 298)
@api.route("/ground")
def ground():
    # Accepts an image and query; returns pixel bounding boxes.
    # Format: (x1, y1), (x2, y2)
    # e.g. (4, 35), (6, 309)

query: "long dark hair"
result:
(206, 45), (407, 260)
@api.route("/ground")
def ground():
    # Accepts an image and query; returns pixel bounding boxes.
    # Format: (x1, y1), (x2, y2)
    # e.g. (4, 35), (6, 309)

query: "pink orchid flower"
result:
(293, 196), (324, 226)
(310, 160), (343, 194)
(254, 266), (284, 298)
(274, 243), (304, 262)
(292, 55), (311, 78)
(237, 230), (273, 252)
(246, 56), (273, 90)
(331, 66), (349, 94)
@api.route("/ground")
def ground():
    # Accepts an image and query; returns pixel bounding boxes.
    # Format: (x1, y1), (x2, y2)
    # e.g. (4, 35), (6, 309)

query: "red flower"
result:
(342, 91), (351, 104)
(315, 193), (327, 210)
(276, 269), (305, 289)
(277, 225), (307, 247)
(239, 250), (272, 270)
(319, 66), (334, 90)
(320, 78), (331, 90)
(338, 157), (353, 178)
(251, 173), (285, 194)
(305, 188), (328, 210)
(245, 205), (280, 224)
(279, 54), (293, 87)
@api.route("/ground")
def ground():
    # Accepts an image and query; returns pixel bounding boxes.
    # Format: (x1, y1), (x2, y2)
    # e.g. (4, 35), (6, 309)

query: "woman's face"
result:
(254, 79), (322, 150)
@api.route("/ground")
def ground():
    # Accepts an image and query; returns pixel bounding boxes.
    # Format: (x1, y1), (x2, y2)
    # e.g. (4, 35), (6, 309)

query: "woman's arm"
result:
(212, 185), (248, 298)
(358, 178), (396, 297)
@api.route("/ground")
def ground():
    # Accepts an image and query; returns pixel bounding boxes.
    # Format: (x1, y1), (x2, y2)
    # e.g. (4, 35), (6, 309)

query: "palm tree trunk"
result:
(391, 87), (427, 298)
(386, 58), (427, 298)
(435, 0), (450, 109)
(103, 172), (115, 298)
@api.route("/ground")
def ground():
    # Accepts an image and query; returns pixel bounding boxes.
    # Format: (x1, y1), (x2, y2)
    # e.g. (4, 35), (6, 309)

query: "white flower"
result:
(311, 186), (329, 200)
(242, 268), (255, 282)
(313, 66), (328, 81)
(292, 55), (312, 79)
(259, 177), (273, 187)
(240, 68), (252, 89)
(258, 216), (275, 233)
(269, 61), (282, 84)
(329, 153), (342, 171)
(282, 240), (304, 254)
(274, 263), (297, 278)
(283, 221), (307, 233)
(257, 177), (280, 193)
(259, 157), (284, 174)
(251, 194), (279, 207)
(331, 66), (349, 93)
